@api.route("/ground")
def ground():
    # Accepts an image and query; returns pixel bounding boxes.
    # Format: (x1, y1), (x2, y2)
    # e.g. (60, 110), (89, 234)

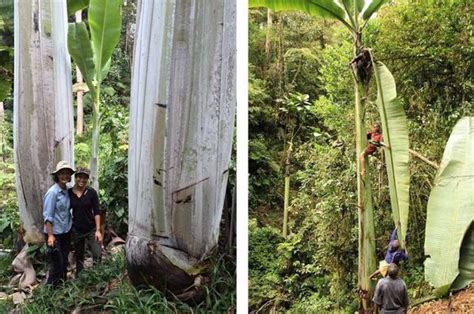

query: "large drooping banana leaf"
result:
(67, 22), (96, 97)
(88, 0), (122, 83)
(249, 0), (352, 30)
(249, 0), (389, 29)
(372, 60), (410, 244)
(424, 117), (474, 289)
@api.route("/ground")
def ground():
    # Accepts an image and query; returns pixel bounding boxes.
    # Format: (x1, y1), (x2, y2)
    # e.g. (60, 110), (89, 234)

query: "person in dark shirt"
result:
(359, 123), (390, 176)
(69, 167), (102, 276)
(373, 263), (409, 313)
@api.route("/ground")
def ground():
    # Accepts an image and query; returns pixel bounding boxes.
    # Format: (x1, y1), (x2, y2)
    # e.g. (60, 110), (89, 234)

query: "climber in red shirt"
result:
(360, 123), (390, 176)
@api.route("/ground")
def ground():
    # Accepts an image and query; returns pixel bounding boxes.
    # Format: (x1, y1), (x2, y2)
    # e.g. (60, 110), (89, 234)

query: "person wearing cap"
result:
(43, 160), (75, 286)
(69, 167), (102, 277)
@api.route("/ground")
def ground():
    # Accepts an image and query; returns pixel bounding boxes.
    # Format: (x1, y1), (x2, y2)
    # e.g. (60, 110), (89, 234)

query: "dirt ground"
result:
(409, 284), (474, 314)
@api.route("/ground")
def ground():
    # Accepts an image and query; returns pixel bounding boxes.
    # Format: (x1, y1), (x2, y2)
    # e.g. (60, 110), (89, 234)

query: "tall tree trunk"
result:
(75, 10), (84, 136)
(264, 8), (272, 73)
(0, 101), (4, 163)
(282, 141), (292, 237)
(126, 0), (236, 299)
(353, 33), (376, 311)
(13, 0), (74, 244)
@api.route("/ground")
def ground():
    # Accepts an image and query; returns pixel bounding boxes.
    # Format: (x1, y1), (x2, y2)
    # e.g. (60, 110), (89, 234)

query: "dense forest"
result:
(0, 0), (235, 312)
(249, 0), (473, 312)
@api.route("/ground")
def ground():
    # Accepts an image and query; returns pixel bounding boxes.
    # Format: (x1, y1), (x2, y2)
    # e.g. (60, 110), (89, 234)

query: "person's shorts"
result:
(364, 145), (377, 155)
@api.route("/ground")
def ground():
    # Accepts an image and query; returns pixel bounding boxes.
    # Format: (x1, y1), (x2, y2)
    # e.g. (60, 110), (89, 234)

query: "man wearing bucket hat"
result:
(43, 160), (75, 286)
(69, 167), (102, 277)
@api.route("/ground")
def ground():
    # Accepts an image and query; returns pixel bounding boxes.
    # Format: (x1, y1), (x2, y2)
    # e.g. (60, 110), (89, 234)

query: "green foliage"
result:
(0, 254), (13, 285)
(88, 0), (122, 83)
(74, 142), (91, 166)
(249, 220), (285, 309)
(249, 11), (329, 218)
(98, 104), (128, 237)
(250, 1), (473, 310)
(424, 117), (474, 290)
(67, 0), (123, 190)
(0, 249), (234, 313)
(249, 0), (351, 30)
(372, 60), (410, 243)
(67, 0), (89, 17)
(0, 0), (13, 102)
(0, 162), (18, 248)
(68, 22), (97, 97)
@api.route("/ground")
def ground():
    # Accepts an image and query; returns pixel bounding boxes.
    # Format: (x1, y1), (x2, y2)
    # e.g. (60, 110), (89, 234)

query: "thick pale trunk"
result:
(354, 36), (376, 311)
(356, 81), (376, 310)
(13, 0), (74, 243)
(126, 0), (235, 297)
(75, 10), (84, 136)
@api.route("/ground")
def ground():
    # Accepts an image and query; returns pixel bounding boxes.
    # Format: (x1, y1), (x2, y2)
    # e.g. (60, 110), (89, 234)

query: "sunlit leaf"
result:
(249, 0), (352, 30)
(88, 0), (122, 83)
(424, 117), (474, 289)
(372, 60), (410, 244)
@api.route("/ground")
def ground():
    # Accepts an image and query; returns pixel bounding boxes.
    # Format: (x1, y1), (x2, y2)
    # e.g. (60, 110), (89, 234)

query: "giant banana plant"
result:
(66, 0), (122, 190)
(126, 0), (236, 298)
(425, 117), (474, 291)
(249, 0), (409, 309)
(13, 0), (74, 243)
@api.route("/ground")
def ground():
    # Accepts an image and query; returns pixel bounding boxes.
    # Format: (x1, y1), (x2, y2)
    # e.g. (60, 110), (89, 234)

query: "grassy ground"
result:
(0, 247), (235, 313)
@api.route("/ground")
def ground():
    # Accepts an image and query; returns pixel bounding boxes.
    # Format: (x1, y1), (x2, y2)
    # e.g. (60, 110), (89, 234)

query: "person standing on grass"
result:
(69, 167), (102, 277)
(373, 263), (409, 314)
(43, 161), (75, 287)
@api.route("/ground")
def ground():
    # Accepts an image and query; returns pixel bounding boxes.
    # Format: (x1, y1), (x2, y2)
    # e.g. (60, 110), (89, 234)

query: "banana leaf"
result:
(425, 117), (474, 289)
(88, 0), (122, 83)
(451, 222), (474, 290)
(249, 0), (352, 30)
(67, 0), (89, 16)
(372, 60), (410, 244)
(339, 0), (367, 21)
(356, 0), (365, 13)
(362, 0), (389, 21)
(67, 22), (96, 97)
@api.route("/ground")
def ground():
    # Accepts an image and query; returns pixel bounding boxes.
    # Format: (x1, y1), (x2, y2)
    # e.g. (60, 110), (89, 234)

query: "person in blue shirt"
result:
(384, 228), (408, 265)
(370, 227), (408, 280)
(43, 161), (75, 287)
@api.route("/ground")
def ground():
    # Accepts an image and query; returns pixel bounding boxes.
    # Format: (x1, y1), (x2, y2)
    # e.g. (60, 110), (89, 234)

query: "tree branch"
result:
(409, 148), (439, 169)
